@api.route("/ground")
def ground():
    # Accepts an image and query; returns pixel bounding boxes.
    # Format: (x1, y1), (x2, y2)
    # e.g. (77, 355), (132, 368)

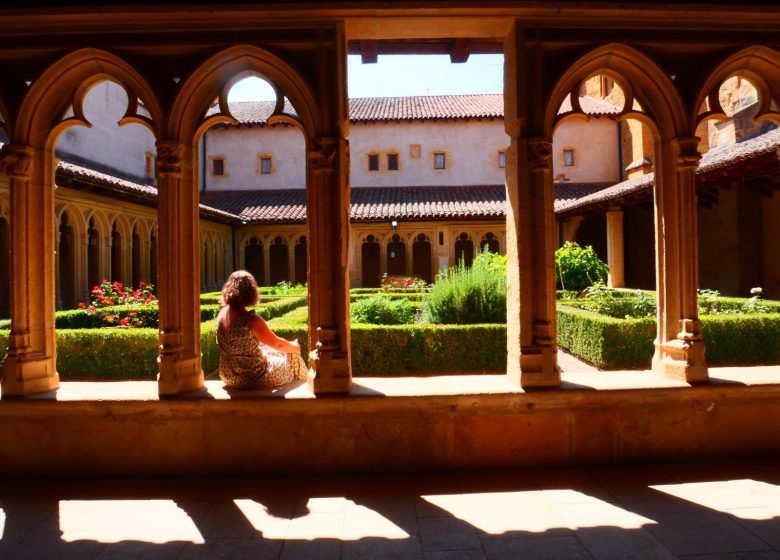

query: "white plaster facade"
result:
(552, 117), (621, 183)
(56, 81), (157, 181)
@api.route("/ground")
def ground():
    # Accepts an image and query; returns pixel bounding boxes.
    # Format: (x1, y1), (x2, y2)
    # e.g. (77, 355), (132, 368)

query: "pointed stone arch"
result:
(168, 44), (321, 143)
(15, 48), (163, 149)
(694, 46), (780, 132)
(545, 43), (688, 140)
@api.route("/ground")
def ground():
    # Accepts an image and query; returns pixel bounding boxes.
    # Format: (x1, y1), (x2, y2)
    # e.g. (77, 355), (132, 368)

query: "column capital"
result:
(307, 136), (338, 173)
(0, 143), (34, 180)
(673, 136), (702, 170)
(155, 141), (184, 177)
(528, 137), (553, 171)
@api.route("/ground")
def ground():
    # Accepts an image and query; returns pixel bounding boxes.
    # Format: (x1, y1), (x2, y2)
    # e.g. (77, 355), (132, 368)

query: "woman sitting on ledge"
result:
(217, 270), (308, 389)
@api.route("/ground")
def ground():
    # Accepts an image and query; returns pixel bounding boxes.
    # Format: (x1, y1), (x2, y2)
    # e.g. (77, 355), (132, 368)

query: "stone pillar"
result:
(156, 141), (204, 396)
(305, 26), (352, 394)
(287, 239), (295, 282)
(561, 216), (584, 244)
(652, 136), (708, 383)
(1, 144), (59, 397)
(54, 227), (62, 310)
(379, 239), (387, 276)
(78, 233), (90, 304)
(504, 23), (560, 388)
(262, 239), (271, 287)
(606, 207), (625, 288)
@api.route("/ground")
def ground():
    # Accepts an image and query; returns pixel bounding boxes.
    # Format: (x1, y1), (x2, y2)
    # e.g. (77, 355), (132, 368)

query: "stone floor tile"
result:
(351, 495), (419, 535)
(573, 526), (677, 560)
(0, 537), (107, 560)
(341, 536), (425, 560)
(296, 496), (351, 515)
(418, 516), (481, 551)
(415, 494), (468, 518)
(190, 499), (263, 539)
(279, 538), (341, 560)
(730, 511), (780, 551)
(94, 540), (189, 560)
(178, 538), (283, 560)
(677, 552), (780, 560)
(424, 548), (488, 560)
(285, 511), (345, 540)
(231, 498), (295, 540)
(343, 502), (413, 540)
(482, 534), (592, 560)
(460, 491), (571, 537)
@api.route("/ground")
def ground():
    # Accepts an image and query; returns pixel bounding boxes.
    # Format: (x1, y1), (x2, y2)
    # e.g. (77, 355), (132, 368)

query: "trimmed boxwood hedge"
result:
(557, 304), (780, 369)
(556, 305), (656, 369)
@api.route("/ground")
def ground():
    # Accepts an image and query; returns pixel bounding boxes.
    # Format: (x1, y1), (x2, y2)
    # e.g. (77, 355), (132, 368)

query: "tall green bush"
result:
(555, 241), (609, 291)
(420, 249), (506, 324)
(351, 294), (415, 325)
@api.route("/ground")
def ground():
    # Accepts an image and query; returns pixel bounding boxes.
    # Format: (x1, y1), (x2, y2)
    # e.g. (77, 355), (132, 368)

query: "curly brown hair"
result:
(219, 270), (260, 309)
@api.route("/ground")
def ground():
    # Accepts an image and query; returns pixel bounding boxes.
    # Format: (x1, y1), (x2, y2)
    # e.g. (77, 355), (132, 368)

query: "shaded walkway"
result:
(1, 458), (779, 559)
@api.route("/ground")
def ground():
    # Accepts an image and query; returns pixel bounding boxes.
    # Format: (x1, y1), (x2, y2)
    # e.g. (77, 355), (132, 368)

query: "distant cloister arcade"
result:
(0, 8), (778, 401)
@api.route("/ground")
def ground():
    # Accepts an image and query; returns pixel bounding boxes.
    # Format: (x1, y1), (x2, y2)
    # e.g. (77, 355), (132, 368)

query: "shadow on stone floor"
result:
(0, 458), (778, 559)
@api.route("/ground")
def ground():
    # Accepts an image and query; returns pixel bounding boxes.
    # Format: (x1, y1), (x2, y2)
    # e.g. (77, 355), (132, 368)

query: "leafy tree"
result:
(554, 241), (609, 292)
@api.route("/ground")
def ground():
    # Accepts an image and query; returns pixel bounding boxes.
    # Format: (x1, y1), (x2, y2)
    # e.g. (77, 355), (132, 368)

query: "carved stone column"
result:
(156, 141), (204, 396)
(505, 23), (560, 388)
(652, 136), (708, 382)
(606, 207), (625, 289)
(1, 144), (59, 397)
(262, 238), (271, 287)
(561, 216), (584, 244)
(306, 136), (352, 393)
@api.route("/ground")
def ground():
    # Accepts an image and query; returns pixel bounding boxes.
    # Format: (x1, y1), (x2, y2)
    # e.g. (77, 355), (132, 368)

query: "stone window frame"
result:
(210, 155), (228, 177)
(409, 144), (422, 159)
(256, 153), (274, 175)
(497, 150), (506, 169)
(432, 150), (447, 170)
(563, 148), (576, 167)
(367, 152), (380, 172)
(144, 151), (155, 178)
(387, 152), (400, 172)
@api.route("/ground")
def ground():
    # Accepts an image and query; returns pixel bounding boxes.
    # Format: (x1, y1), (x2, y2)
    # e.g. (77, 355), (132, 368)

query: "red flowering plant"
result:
(380, 275), (428, 292)
(78, 280), (158, 328)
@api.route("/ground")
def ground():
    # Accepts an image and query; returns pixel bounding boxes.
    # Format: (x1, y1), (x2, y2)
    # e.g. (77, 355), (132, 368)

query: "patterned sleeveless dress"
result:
(217, 310), (308, 389)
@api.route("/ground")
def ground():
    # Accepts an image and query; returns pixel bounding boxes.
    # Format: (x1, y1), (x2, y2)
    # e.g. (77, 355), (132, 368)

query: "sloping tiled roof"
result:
(55, 158), (237, 222)
(205, 94), (618, 126)
(557, 95), (622, 117)
(557, 127), (780, 215)
(698, 127), (780, 173)
(199, 183), (618, 223)
(205, 99), (298, 124)
(349, 94), (504, 122)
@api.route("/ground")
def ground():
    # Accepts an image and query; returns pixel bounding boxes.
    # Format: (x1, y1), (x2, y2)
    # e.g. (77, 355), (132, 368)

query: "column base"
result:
(158, 354), (205, 397)
(652, 339), (709, 383)
(307, 350), (352, 394)
(508, 346), (561, 389)
(2, 353), (60, 398)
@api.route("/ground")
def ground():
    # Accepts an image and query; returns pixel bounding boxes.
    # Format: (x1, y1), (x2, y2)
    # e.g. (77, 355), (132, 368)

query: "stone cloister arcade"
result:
(1, 2), (780, 472)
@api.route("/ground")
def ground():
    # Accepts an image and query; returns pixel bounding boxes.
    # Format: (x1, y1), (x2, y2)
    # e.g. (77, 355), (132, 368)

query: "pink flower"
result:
(128, 311), (137, 317)
(138, 281), (145, 287)
(119, 318), (130, 327)
(78, 302), (85, 308)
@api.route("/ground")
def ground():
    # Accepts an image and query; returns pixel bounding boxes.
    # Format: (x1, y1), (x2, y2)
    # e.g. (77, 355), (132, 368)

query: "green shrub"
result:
(555, 241), (609, 291)
(351, 323), (506, 375)
(420, 248), (506, 324)
(56, 304), (160, 329)
(351, 295), (415, 325)
(556, 305), (656, 369)
(264, 281), (307, 296)
(56, 327), (160, 379)
(701, 313), (780, 365)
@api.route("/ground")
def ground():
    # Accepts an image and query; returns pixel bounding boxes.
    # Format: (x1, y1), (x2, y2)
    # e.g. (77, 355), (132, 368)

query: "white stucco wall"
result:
(55, 81), (157, 180)
(552, 117), (620, 183)
(201, 125), (307, 191)
(349, 119), (509, 187)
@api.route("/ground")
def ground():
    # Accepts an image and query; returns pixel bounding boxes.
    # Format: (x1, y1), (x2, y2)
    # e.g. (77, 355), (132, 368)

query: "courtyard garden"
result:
(1, 244), (779, 380)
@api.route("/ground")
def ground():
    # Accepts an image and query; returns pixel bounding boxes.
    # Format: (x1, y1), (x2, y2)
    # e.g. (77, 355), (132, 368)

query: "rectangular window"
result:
(368, 154), (380, 171)
(260, 156), (272, 175)
(212, 157), (225, 176)
(498, 150), (506, 169)
(387, 153), (399, 171)
(433, 152), (446, 170)
(563, 149), (575, 166)
(144, 152), (155, 178)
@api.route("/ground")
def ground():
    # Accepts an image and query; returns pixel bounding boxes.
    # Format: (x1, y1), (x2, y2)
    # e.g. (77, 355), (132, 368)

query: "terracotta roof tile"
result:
(205, 94), (618, 126)
(558, 95), (622, 117)
(698, 127), (780, 173)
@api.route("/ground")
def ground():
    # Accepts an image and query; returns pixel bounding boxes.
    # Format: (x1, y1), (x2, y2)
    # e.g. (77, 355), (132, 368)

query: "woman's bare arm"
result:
(249, 313), (301, 353)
